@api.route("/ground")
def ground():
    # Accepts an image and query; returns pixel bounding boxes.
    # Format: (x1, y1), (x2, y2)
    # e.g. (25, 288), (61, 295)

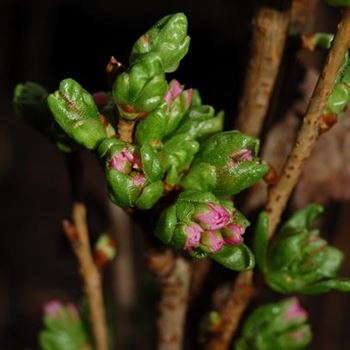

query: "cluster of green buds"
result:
(97, 138), (164, 209)
(39, 300), (92, 350)
(155, 190), (255, 270)
(302, 31), (350, 131)
(13, 13), (268, 269)
(254, 204), (350, 294)
(234, 298), (312, 350)
(181, 131), (268, 195)
(113, 13), (189, 120)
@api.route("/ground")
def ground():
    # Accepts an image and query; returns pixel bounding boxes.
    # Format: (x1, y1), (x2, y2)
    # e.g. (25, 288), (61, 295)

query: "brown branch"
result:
(206, 7), (350, 350)
(108, 202), (138, 349)
(289, 0), (318, 35)
(147, 249), (191, 350)
(265, 7), (350, 237)
(236, 0), (290, 136)
(205, 271), (255, 350)
(63, 202), (109, 350)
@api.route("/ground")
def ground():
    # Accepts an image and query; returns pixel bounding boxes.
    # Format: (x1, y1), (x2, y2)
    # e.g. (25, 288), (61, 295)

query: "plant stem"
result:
(236, 0), (290, 136)
(265, 7), (350, 237)
(206, 271), (255, 350)
(63, 202), (109, 350)
(147, 249), (191, 350)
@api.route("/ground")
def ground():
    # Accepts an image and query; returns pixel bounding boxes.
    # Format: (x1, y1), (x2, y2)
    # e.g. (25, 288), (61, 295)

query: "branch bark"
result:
(207, 7), (350, 350)
(205, 271), (255, 350)
(265, 7), (350, 237)
(236, 0), (290, 136)
(147, 249), (191, 350)
(63, 202), (109, 350)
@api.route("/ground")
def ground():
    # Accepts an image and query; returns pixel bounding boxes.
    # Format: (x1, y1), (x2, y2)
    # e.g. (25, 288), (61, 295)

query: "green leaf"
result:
(106, 170), (141, 208)
(280, 204), (324, 235)
(135, 102), (168, 144)
(253, 212), (269, 270)
(48, 79), (107, 150)
(181, 162), (217, 192)
(155, 205), (177, 243)
(301, 278), (350, 294)
(141, 144), (163, 182)
(130, 13), (190, 73)
(135, 181), (164, 209)
(209, 244), (255, 271)
(113, 53), (167, 120)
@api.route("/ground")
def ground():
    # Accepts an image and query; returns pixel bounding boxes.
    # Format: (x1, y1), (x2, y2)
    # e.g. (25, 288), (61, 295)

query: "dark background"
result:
(1, 0), (349, 349)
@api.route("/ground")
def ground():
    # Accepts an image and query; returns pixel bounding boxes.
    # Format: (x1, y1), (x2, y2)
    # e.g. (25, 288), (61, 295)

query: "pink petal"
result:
(227, 148), (253, 168)
(109, 148), (134, 173)
(285, 297), (307, 321)
(165, 80), (183, 107)
(196, 202), (230, 230)
(223, 224), (245, 245)
(185, 223), (203, 250)
(132, 173), (146, 187)
(44, 300), (63, 318)
(186, 89), (193, 109)
(132, 154), (142, 170)
(207, 231), (224, 253)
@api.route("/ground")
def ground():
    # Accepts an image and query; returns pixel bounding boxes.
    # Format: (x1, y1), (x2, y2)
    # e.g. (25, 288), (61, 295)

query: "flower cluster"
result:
(39, 300), (92, 350)
(156, 190), (254, 270)
(254, 204), (350, 294)
(13, 13), (267, 269)
(235, 297), (312, 350)
(181, 130), (268, 195)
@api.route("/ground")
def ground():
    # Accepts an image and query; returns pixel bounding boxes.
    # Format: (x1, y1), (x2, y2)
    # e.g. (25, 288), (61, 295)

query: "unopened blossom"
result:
(196, 203), (230, 230)
(109, 148), (134, 173)
(184, 223), (203, 250)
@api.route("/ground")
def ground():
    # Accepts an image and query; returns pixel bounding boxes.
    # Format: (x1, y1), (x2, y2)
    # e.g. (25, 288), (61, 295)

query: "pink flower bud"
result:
(184, 223), (203, 250)
(222, 224), (245, 245)
(109, 148), (134, 173)
(132, 173), (146, 187)
(196, 203), (230, 230)
(165, 80), (183, 107)
(284, 297), (307, 321)
(183, 88), (193, 110)
(201, 231), (225, 253)
(132, 154), (142, 170)
(44, 300), (63, 318)
(227, 148), (253, 168)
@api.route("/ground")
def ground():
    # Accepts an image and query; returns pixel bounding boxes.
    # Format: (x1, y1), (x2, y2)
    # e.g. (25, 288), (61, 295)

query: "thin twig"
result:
(147, 249), (191, 350)
(206, 271), (255, 350)
(63, 202), (109, 350)
(236, 0), (290, 136)
(266, 7), (350, 237)
(109, 202), (137, 349)
(206, 7), (350, 350)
